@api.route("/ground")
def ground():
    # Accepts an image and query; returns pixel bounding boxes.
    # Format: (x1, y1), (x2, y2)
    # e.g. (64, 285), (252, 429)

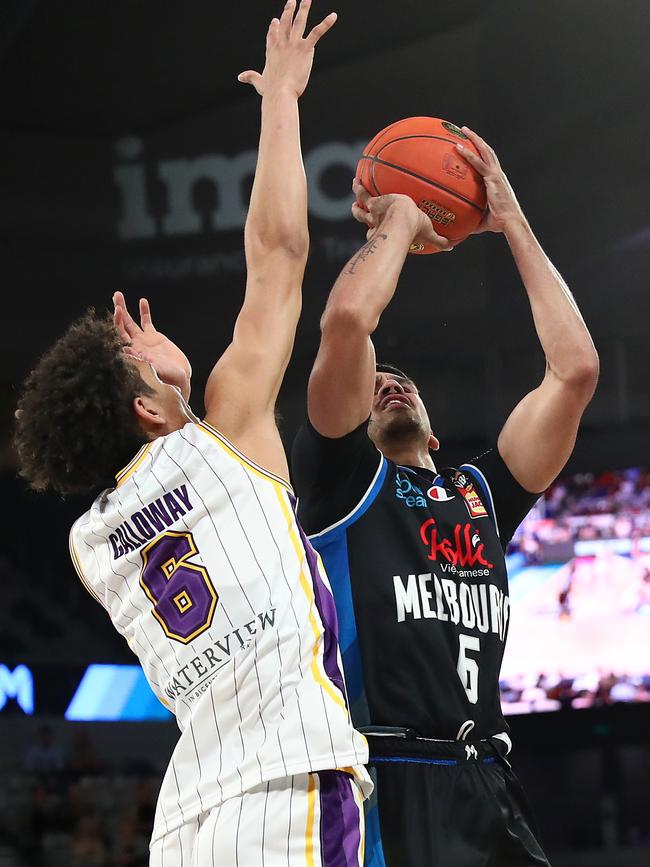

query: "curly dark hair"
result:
(14, 310), (154, 495)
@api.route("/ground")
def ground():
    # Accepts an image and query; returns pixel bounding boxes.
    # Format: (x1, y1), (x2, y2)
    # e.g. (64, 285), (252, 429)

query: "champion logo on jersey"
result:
(427, 485), (455, 502)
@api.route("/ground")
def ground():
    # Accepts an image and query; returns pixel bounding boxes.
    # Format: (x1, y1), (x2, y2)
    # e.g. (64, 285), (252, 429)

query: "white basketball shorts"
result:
(150, 770), (366, 866)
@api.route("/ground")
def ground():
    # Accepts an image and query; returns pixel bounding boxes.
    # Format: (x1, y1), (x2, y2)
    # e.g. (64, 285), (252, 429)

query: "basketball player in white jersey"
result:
(15, 3), (370, 864)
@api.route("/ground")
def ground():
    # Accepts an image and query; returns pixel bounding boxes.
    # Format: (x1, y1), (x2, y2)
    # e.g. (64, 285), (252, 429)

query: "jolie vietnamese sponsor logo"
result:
(420, 517), (494, 569)
(114, 136), (368, 240)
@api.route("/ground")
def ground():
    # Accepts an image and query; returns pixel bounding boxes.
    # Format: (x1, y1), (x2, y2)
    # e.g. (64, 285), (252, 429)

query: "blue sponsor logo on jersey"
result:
(395, 471), (427, 508)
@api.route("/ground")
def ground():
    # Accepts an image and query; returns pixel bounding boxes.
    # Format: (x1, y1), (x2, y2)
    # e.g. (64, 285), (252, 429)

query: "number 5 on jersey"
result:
(140, 531), (217, 643)
(457, 634), (480, 704)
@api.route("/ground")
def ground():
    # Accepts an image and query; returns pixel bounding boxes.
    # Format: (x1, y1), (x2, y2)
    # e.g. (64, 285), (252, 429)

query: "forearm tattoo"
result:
(344, 233), (389, 275)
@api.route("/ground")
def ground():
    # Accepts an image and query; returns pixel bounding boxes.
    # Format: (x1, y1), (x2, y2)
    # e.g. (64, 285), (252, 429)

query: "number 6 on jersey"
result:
(457, 633), (480, 704)
(140, 531), (217, 643)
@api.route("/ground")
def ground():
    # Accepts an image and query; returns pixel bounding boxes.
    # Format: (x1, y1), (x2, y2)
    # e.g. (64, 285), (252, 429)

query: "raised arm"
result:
(457, 127), (599, 493)
(308, 182), (448, 437)
(203, 0), (336, 475)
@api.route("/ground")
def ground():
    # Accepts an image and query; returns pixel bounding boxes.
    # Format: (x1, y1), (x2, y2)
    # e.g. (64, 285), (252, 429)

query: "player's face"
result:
(369, 371), (432, 443)
(130, 359), (194, 432)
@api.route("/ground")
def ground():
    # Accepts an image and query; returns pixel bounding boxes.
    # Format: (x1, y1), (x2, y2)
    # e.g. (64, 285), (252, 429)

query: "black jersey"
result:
(292, 420), (539, 742)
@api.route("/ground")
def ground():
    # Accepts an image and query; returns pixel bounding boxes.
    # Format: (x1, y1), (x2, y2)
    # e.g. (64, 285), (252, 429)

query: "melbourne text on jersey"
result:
(393, 574), (510, 642)
(109, 485), (194, 560)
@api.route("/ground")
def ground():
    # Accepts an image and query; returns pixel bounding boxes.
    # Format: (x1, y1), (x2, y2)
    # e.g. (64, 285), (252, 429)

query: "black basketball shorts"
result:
(363, 735), (551, 867)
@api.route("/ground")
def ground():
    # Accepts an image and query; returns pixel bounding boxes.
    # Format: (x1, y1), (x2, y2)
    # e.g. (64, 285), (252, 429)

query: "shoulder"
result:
(292, 419), (386, 537)
(69, 509), (105, 606)
(292, 418), (381, 489)
(459, 447), (541, 547)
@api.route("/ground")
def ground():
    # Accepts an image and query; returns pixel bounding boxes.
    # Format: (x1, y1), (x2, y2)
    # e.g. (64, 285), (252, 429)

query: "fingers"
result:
(237, 70), (264, 93)
(279, 0), (296, 37)
(455, 141), (487, 176)
(265, 16), (280, 50)
(305, 11), (337, 47)
(352, 177), (371, 208)
(352, 202), (375, 228)
(123, 346), (144, 362)
(112, 291), (141, 338)
(428, 230), (451, 251)
(113, 305), (128, 342)
(113, 293), (130, 343)
(292, 0), (311, 39)
(460, 126), (499, 167)
(139, 297), (153, 329)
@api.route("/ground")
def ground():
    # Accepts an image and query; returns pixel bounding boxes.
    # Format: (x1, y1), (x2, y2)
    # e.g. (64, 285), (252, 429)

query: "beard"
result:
(369, 408), (428, 448)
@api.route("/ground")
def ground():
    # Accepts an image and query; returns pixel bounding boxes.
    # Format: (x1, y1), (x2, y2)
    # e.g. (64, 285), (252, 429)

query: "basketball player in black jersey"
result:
(292, 128), (599, 866)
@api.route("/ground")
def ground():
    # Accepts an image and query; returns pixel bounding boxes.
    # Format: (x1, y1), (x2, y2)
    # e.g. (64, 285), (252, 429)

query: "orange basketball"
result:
(356, 117), (487, 254)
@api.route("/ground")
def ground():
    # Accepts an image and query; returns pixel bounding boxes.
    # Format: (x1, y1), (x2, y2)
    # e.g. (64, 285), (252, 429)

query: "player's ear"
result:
(132, 394), (167, 431)
(428, 431), (440, 452)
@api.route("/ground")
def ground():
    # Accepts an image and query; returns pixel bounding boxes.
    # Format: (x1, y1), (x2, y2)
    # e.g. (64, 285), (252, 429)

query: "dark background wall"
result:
(1, 0), (648, 467)
(0, 1), (649, 864)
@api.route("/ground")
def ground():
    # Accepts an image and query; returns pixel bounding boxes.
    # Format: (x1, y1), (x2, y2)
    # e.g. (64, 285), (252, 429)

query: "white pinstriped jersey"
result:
(69, 421), (369, 841)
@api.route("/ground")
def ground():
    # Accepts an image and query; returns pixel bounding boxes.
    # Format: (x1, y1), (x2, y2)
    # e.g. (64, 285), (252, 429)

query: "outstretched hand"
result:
(455, 127), (525, 234)
(351, 179), (451, 252)
(113, 292), (192, 401)
(237, 0), (337, 99)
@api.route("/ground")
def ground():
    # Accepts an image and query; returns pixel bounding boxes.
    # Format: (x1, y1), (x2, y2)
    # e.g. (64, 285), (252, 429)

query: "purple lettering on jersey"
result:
(116, 525), (135, 555)
(122, 519), (147, 546)
(174, 485), (192, 512)
(109, 533), (124, 560)
(131, 511), (156, 540)
(140, 531), (217, 643)
(163, 492), (185, 522)
(142, 499), (173, 532)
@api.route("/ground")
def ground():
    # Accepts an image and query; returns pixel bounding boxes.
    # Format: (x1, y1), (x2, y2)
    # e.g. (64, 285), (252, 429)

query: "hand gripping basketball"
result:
(356, 117), (488, 253)
(351, 179), (451, 252)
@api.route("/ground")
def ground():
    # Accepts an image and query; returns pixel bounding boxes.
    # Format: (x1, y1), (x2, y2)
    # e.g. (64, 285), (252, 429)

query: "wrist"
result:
(383, 198), (421, 236)
(262, 84), (300, 104)
(502, 213), (530, 238)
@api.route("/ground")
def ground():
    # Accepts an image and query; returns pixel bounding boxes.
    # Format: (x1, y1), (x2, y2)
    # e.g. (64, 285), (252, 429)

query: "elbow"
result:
(245, 224), (310, 262)
(563, 349), (600, 395)
(320, 300), (378, 338)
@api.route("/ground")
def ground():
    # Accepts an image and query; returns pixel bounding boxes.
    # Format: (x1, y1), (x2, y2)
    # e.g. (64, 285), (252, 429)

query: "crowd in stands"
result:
(509, 467), (650, 559)
(500, 671), (650, 715)
(0, 726), (158, 867)
(542, 467), (650, 519)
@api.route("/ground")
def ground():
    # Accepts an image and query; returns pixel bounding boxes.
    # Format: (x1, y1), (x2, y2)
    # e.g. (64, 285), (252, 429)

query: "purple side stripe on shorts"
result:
(294, 515), (348, 704)
(318, 771), (362, 867)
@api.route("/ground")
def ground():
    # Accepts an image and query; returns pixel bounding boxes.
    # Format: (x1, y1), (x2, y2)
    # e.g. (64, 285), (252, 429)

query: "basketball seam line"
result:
(359, 152), (485, 213)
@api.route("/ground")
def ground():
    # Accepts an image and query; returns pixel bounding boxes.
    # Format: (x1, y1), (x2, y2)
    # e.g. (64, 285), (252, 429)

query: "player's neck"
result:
(379, 440), (437, 472)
